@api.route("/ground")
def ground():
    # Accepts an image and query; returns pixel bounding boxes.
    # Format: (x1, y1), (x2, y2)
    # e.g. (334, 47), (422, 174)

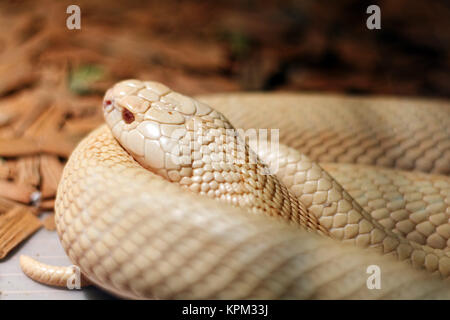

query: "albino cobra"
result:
(20, 80), (450, 299)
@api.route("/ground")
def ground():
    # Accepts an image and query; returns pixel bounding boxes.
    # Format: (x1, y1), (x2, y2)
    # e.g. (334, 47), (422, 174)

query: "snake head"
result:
(103, 79), (230, 181)
(103, 79), (216, 128)
(103, 80), (275, 209)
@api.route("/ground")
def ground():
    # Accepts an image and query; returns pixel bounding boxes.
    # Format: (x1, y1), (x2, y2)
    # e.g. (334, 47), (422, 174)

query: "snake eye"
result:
(122, 108), (135, 124)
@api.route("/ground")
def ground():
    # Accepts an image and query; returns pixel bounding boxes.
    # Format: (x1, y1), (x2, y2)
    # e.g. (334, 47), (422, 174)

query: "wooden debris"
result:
(0, 161), (10, 180)
(39, 133), (78, 158)
(42, 213), (56, 231)
(39, 199), (55, 211)
(0, 206), (42, 259)
(0, 180), (37, 204)
(16, 156), (40, 187)
(0, 137), (41, 157)
(5, 160), (17, 180)
(0, 56), (36, 97)
(12, 94), (51, 137)
(0, 113), (13, 128)
(40, 155), (64, 199)
(0, 197), (31, 214)
(64, 117), (103, 136)
(23, 104), (65, 138)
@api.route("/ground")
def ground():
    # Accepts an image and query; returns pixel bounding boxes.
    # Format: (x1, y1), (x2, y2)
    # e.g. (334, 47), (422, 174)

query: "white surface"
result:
(0, 222), (114, 300)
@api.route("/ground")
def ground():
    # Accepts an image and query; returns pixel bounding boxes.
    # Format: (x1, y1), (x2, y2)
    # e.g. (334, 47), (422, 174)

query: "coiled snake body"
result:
(21, 80), (450, 299)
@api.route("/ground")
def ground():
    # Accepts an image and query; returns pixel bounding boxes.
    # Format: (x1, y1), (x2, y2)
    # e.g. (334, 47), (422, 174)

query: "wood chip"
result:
(0, 113), (14, 128)
(0, 197), (28, 214)
(5, 160), (17, 179)
(64, 116), (102, 136)
(39, 198), (55, 211)
(0, 59), (36, 98)
(0, 206), (42, 259)
(42, 213), (56, 230)
(0, 137), (41, 157)
(24, 104), (65, 138)
(0, 136), (77, 158)
(16, 156), (40, 187)
(39, 133), (78, 158)
(40, 154), (64, 198)
(0, 180), (37, 204)
(11, 91), (51, 136)
(0, 161), (10, 180)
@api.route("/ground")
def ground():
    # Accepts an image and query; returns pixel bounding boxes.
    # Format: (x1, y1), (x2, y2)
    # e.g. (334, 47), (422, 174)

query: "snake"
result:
(19, 79), (450, 299)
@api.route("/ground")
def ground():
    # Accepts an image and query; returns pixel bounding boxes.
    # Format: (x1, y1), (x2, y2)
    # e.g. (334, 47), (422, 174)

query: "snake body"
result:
(20, 80), (450, 299)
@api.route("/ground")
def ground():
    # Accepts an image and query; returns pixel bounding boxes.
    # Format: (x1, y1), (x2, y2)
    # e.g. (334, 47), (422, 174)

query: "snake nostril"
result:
(122, 108), (135, 124)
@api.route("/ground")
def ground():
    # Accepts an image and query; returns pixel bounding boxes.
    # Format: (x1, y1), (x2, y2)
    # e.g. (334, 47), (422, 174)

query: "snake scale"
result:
(20, 80), (450, 299)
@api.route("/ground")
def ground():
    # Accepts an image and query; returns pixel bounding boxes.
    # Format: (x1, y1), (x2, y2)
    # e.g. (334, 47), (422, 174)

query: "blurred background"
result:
(1, 0), (450, 98)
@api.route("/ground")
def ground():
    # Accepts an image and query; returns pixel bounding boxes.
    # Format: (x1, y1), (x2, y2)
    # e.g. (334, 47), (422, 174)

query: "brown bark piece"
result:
(11, 92), (51, 137)
(0, 161), (10, 180)
(0, 137), (76, 158)
(38, 198), (55, 212)
(0, 138), (41, 157)
(0, 206), (42, 259)
(39, 133), (77, 158)
(0, 180), (37, 204)
(42, 213), (56, 231)
(0, 112), (14, 128)
(40, 154), (64, 198)
(24, 104), (65, 138)
(0, 58), (36, 98)
(0, 197), (29, 214)
(64, 117), (103, 136)
(5, 160), (18, 180)
(16, 156), (40, 187)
